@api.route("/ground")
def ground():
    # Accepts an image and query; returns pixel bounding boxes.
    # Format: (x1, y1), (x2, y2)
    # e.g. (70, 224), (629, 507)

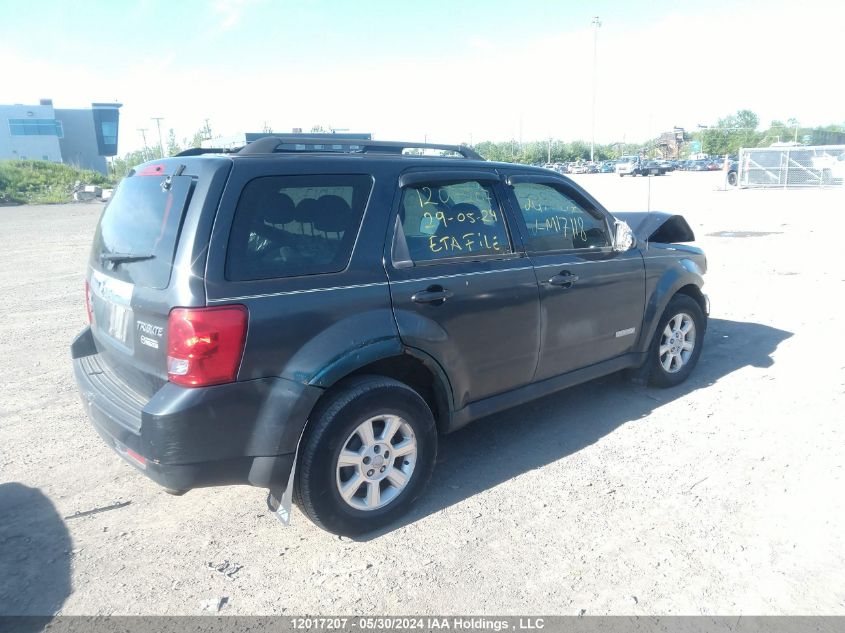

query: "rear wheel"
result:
(648, 295), (706, 388)
(294, 376), (437, 536)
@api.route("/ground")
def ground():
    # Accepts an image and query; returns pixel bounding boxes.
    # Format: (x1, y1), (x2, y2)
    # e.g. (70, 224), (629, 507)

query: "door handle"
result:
(412, 286), (453, 305)
(547, 272), (579, 288)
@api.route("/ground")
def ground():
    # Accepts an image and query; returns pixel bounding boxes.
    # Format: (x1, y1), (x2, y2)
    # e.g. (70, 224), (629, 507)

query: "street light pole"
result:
(590, 16), (601, 163)
(151, 117), (165, 158)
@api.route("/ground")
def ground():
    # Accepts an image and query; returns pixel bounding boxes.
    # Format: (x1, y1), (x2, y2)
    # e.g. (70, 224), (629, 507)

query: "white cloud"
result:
(211, 0), (266, 32)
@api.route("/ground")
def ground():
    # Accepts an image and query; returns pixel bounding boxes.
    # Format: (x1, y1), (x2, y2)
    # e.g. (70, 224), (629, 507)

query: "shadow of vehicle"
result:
(0, 483), (71, 620)
(356, 318), (792, 540)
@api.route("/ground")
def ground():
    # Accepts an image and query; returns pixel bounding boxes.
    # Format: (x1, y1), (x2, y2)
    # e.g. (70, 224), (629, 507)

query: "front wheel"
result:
(294, 376), (437, 536)
(727, 171), (737, 186)
(648, 295), (706, 388)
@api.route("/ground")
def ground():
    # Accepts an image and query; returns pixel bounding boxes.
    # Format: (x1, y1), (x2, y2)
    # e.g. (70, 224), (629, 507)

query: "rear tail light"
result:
(84, 279), (94, 325)
(167, 305), (248, 387)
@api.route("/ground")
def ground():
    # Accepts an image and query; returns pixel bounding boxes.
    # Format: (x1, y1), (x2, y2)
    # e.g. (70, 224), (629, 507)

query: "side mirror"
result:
(613, 220), (635, 252)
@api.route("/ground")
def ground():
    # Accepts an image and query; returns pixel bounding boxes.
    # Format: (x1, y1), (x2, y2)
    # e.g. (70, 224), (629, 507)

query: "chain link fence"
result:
(737, 145), (845, 188)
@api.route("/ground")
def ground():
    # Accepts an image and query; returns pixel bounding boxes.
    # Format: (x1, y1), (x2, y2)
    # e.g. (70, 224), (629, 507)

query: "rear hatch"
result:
(87, 164), (195, 399)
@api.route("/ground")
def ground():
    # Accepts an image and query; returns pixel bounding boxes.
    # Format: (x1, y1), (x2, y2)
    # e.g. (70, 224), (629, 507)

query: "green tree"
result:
(187, 129), (205, 149)
(700, 109), (763, 155)
(111, 150), (148, 178)
(166, 128), (182, 157)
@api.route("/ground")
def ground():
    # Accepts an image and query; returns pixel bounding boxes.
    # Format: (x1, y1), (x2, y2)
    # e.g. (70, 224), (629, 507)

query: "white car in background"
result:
(616, 155), (640, 176)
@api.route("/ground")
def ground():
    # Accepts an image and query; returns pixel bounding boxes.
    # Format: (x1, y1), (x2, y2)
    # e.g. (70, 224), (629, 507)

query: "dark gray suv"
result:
(71, 137), (708, 535)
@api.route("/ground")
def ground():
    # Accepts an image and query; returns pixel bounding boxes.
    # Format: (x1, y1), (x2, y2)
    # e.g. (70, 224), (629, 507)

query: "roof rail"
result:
(237, 136), (484, 160)
(174, 147), (239, 157)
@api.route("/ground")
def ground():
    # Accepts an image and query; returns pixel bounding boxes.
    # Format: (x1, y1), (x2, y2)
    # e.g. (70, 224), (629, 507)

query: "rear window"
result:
(89, 172), (193, 289)
(226, 174), (372, 281)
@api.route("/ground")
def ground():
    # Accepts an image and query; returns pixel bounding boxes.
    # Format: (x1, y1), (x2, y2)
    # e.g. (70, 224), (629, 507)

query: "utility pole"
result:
(137, 128), (149, 160)
(151, 117), (165, 158)
(548, 137), (553, 163)
(590, 16), (602, 163)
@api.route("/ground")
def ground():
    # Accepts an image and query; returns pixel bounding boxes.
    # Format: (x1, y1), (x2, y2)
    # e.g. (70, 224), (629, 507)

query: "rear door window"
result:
(396, 180), (511, 263)
(226, 175), (372, 281)
(89, 171), (193, 289)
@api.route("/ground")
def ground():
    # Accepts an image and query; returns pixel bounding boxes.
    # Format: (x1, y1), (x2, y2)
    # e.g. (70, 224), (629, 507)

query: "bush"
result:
(0, 160), (115, 204)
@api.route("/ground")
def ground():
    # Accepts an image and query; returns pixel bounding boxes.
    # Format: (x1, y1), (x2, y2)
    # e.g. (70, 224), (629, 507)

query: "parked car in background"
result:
(618, 157), (668, 176)
(727, 159), (738, 186)
(616, 156), (641, 176)
(642, 160), (669, 176)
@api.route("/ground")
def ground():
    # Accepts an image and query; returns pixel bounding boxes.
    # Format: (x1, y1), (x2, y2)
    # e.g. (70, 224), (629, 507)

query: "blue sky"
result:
(2, 0), (843, 153)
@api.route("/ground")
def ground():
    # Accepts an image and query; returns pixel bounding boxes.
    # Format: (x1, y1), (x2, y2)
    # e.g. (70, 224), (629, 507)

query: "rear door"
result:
(203, 159), (395, 384)
(501, 172), (646, 381)
(87, 165), (196, 397)
(385, 170), (541, 409)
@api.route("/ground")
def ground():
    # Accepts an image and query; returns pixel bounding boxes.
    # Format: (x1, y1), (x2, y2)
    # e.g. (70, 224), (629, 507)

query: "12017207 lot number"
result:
(290, 617), (545, 630)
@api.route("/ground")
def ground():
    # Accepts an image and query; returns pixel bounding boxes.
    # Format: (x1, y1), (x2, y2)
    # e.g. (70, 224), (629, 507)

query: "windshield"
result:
(89, 172), (193, 289)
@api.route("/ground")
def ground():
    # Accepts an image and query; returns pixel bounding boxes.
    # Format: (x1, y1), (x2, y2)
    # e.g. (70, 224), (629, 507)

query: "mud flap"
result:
(625, 359), (651, 386)
(266, 425), (307, 526)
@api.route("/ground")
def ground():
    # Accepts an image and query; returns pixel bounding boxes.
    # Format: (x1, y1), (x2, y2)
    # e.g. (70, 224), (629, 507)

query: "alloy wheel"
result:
(335, 415), (418, 511)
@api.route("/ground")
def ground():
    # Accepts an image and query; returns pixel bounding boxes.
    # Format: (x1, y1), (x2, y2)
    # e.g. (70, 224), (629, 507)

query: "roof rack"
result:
(174, 147), (239, 157)
(236, 136), (484, 160)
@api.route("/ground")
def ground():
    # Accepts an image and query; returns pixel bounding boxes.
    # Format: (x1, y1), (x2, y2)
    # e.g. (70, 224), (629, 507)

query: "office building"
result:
(0, 99), (122, 174)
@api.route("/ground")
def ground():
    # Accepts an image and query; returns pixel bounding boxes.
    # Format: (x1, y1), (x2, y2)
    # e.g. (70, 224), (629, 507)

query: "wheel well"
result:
(319, 355), (451, 434)
(675, 284), (707, 316)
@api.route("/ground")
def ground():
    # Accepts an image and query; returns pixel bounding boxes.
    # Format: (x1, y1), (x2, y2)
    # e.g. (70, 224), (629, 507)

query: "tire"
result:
(294, 375), (437, 536)
(727, 171), (737, 186)
(647, 294), (706, 388)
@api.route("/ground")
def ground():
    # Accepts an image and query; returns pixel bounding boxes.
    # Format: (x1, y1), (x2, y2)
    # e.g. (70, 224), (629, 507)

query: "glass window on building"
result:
(100, 121), (117, 146)
(8, 118), (64, 137)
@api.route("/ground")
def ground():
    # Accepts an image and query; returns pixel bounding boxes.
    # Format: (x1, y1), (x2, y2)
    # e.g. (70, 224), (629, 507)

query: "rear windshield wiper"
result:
(100, 252), (156, 267)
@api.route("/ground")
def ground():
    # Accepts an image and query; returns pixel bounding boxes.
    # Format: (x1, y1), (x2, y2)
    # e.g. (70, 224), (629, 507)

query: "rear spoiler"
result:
(613, 211), (695, 243)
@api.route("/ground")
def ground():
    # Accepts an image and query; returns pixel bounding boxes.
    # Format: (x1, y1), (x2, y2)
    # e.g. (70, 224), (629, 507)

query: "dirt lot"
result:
(1, 172), (844, 615)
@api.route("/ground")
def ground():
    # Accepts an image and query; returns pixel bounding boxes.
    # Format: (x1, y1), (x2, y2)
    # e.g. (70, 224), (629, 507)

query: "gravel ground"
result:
(1, 172), (843, 615)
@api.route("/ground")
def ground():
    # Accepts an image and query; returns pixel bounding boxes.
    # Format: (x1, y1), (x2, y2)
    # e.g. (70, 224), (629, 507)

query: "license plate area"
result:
(105, 301), (132, 344)
(90, 270), (135, 351)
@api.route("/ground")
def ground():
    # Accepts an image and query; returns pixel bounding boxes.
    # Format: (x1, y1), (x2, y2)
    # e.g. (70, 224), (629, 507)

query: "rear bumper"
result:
(71, 327), (322, 492)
